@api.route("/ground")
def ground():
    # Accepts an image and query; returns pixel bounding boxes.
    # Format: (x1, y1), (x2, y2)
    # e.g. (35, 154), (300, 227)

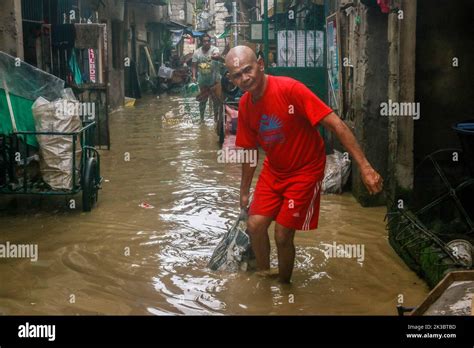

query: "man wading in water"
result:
(192, 34), (223, 122)
(225, 46), (383, 283)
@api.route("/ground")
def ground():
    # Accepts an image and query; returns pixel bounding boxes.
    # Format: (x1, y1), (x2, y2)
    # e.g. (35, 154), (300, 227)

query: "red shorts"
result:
(249, 168), (323, 231)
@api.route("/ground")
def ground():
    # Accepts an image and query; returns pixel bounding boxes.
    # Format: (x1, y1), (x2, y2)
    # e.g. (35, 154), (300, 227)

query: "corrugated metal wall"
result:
(22, 0), (44, 22)
(22, 0), (79, 24)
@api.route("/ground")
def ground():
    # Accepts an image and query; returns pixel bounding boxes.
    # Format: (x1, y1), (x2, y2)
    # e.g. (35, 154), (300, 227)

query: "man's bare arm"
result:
(320, 112), (383, 195)
(192, 62), (197, 81)
(240, 150), (258, 209)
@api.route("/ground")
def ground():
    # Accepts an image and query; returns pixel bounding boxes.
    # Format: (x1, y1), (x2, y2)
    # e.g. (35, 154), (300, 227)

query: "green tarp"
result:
(0, 89), (37, 147)
(0, 50), (65, 148)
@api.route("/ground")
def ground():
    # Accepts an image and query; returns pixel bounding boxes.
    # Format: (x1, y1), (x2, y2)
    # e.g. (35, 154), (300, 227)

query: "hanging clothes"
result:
(377, 0), (390, 13)
(81, 50), (90, 82)
(170, 30), (184, 47)
(68, 49), (82, 85)
(126, 59), (142, 99)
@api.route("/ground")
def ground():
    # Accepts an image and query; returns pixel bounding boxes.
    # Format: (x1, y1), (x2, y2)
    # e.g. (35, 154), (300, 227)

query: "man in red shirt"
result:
(225, 46), (383, 283)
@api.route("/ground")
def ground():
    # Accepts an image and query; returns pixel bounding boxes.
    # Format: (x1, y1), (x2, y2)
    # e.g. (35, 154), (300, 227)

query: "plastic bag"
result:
(322, 150), (351, 194)
(183, 82), (200, 98)
(32, 97), (82, 190)
(158, 66), (174, 79)
(208, 210), (255, 272)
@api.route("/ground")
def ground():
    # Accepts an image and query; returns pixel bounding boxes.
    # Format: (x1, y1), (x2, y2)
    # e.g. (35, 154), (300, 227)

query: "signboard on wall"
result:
(250, 21), (275, 42)
(326, 13), (342, 112)
(88, 49), (96, 83)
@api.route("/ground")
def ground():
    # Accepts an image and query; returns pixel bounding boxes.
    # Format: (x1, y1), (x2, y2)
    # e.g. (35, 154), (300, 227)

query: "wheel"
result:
(82, 157), (98, 212)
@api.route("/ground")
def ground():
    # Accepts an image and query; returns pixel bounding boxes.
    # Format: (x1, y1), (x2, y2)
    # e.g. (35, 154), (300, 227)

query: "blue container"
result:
(453, 120), (474, 176)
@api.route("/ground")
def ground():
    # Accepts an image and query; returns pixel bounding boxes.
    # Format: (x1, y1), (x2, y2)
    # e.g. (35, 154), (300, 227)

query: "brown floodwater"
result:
(0, 95), (429, 315)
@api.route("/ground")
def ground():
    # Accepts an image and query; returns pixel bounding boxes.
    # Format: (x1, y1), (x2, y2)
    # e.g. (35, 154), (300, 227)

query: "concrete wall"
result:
(126, 2), (170, 91)
(413, 0), (474, 161)
(169, 0), (188, 24)
(104, 18), (125, 110)
(0, 0), (24, 58)
(394, 0), (416, 193)
(350, 4), (389, 206)
(213, 0), (230, 52)
(98, 2), (126, 110)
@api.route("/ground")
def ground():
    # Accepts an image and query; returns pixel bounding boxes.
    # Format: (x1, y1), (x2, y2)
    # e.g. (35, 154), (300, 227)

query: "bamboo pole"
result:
(3, 80), (18, 133)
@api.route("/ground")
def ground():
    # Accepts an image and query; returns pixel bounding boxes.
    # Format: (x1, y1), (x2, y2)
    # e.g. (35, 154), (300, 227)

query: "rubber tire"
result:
(82, 157), (98, 212)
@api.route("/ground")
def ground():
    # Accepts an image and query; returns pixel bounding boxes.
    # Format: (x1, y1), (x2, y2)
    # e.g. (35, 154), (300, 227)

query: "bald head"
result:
(224, 45), (266, 96)
(225, 45), (258, 70)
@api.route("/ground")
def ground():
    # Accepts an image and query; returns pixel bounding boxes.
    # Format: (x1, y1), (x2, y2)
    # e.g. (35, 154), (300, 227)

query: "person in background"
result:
(170, 49), (181, 69)
(192, 34), (223, 122)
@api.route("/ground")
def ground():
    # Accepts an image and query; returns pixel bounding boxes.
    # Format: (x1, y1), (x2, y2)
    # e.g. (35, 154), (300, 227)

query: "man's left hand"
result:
(360, 165), (383, 195)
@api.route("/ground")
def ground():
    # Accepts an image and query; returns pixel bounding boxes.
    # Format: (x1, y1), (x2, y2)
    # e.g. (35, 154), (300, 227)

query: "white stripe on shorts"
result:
(302, 181), (321, 231)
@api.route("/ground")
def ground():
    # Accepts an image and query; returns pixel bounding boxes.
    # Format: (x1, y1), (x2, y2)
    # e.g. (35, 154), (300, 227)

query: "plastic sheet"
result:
(0, 51), (65, 147)
(0, 51), (64, 102)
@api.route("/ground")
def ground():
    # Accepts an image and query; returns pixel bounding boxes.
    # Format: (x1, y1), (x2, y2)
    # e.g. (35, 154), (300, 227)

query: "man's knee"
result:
(274, 225), (295, 247)
(247, 215), (271, 235)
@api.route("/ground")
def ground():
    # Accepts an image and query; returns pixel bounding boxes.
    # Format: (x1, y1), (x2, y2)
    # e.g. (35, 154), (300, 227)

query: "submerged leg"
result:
(274, 223), (296, 283)
(246, 214), (273, 270)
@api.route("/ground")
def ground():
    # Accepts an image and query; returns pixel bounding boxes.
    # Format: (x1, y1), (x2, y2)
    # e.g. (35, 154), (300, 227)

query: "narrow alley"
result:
(0, 96), (429, 315)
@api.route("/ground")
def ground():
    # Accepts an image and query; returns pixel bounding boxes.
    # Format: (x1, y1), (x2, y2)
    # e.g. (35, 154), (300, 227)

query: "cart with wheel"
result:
(216, 69), (243, 146)
(0, 51), (102, 212)
(0, 123), (102, 212)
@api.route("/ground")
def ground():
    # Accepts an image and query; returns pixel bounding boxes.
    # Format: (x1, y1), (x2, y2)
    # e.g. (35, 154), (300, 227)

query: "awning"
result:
(165, 20), (189, 30)
(163, 21), (204, 38)
(190, 30), (205, 37)
(182, 28), (205, 38)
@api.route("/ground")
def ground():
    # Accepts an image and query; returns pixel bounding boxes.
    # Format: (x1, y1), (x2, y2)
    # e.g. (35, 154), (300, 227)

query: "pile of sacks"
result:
(32, 89), (82, 190)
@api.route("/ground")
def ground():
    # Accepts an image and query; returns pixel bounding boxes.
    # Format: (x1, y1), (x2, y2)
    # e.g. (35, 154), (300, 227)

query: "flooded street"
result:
(0, 95), (429, 315)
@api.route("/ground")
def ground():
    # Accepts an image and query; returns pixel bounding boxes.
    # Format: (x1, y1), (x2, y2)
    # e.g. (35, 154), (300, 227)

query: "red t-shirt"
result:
(235, 75), (332, 178)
